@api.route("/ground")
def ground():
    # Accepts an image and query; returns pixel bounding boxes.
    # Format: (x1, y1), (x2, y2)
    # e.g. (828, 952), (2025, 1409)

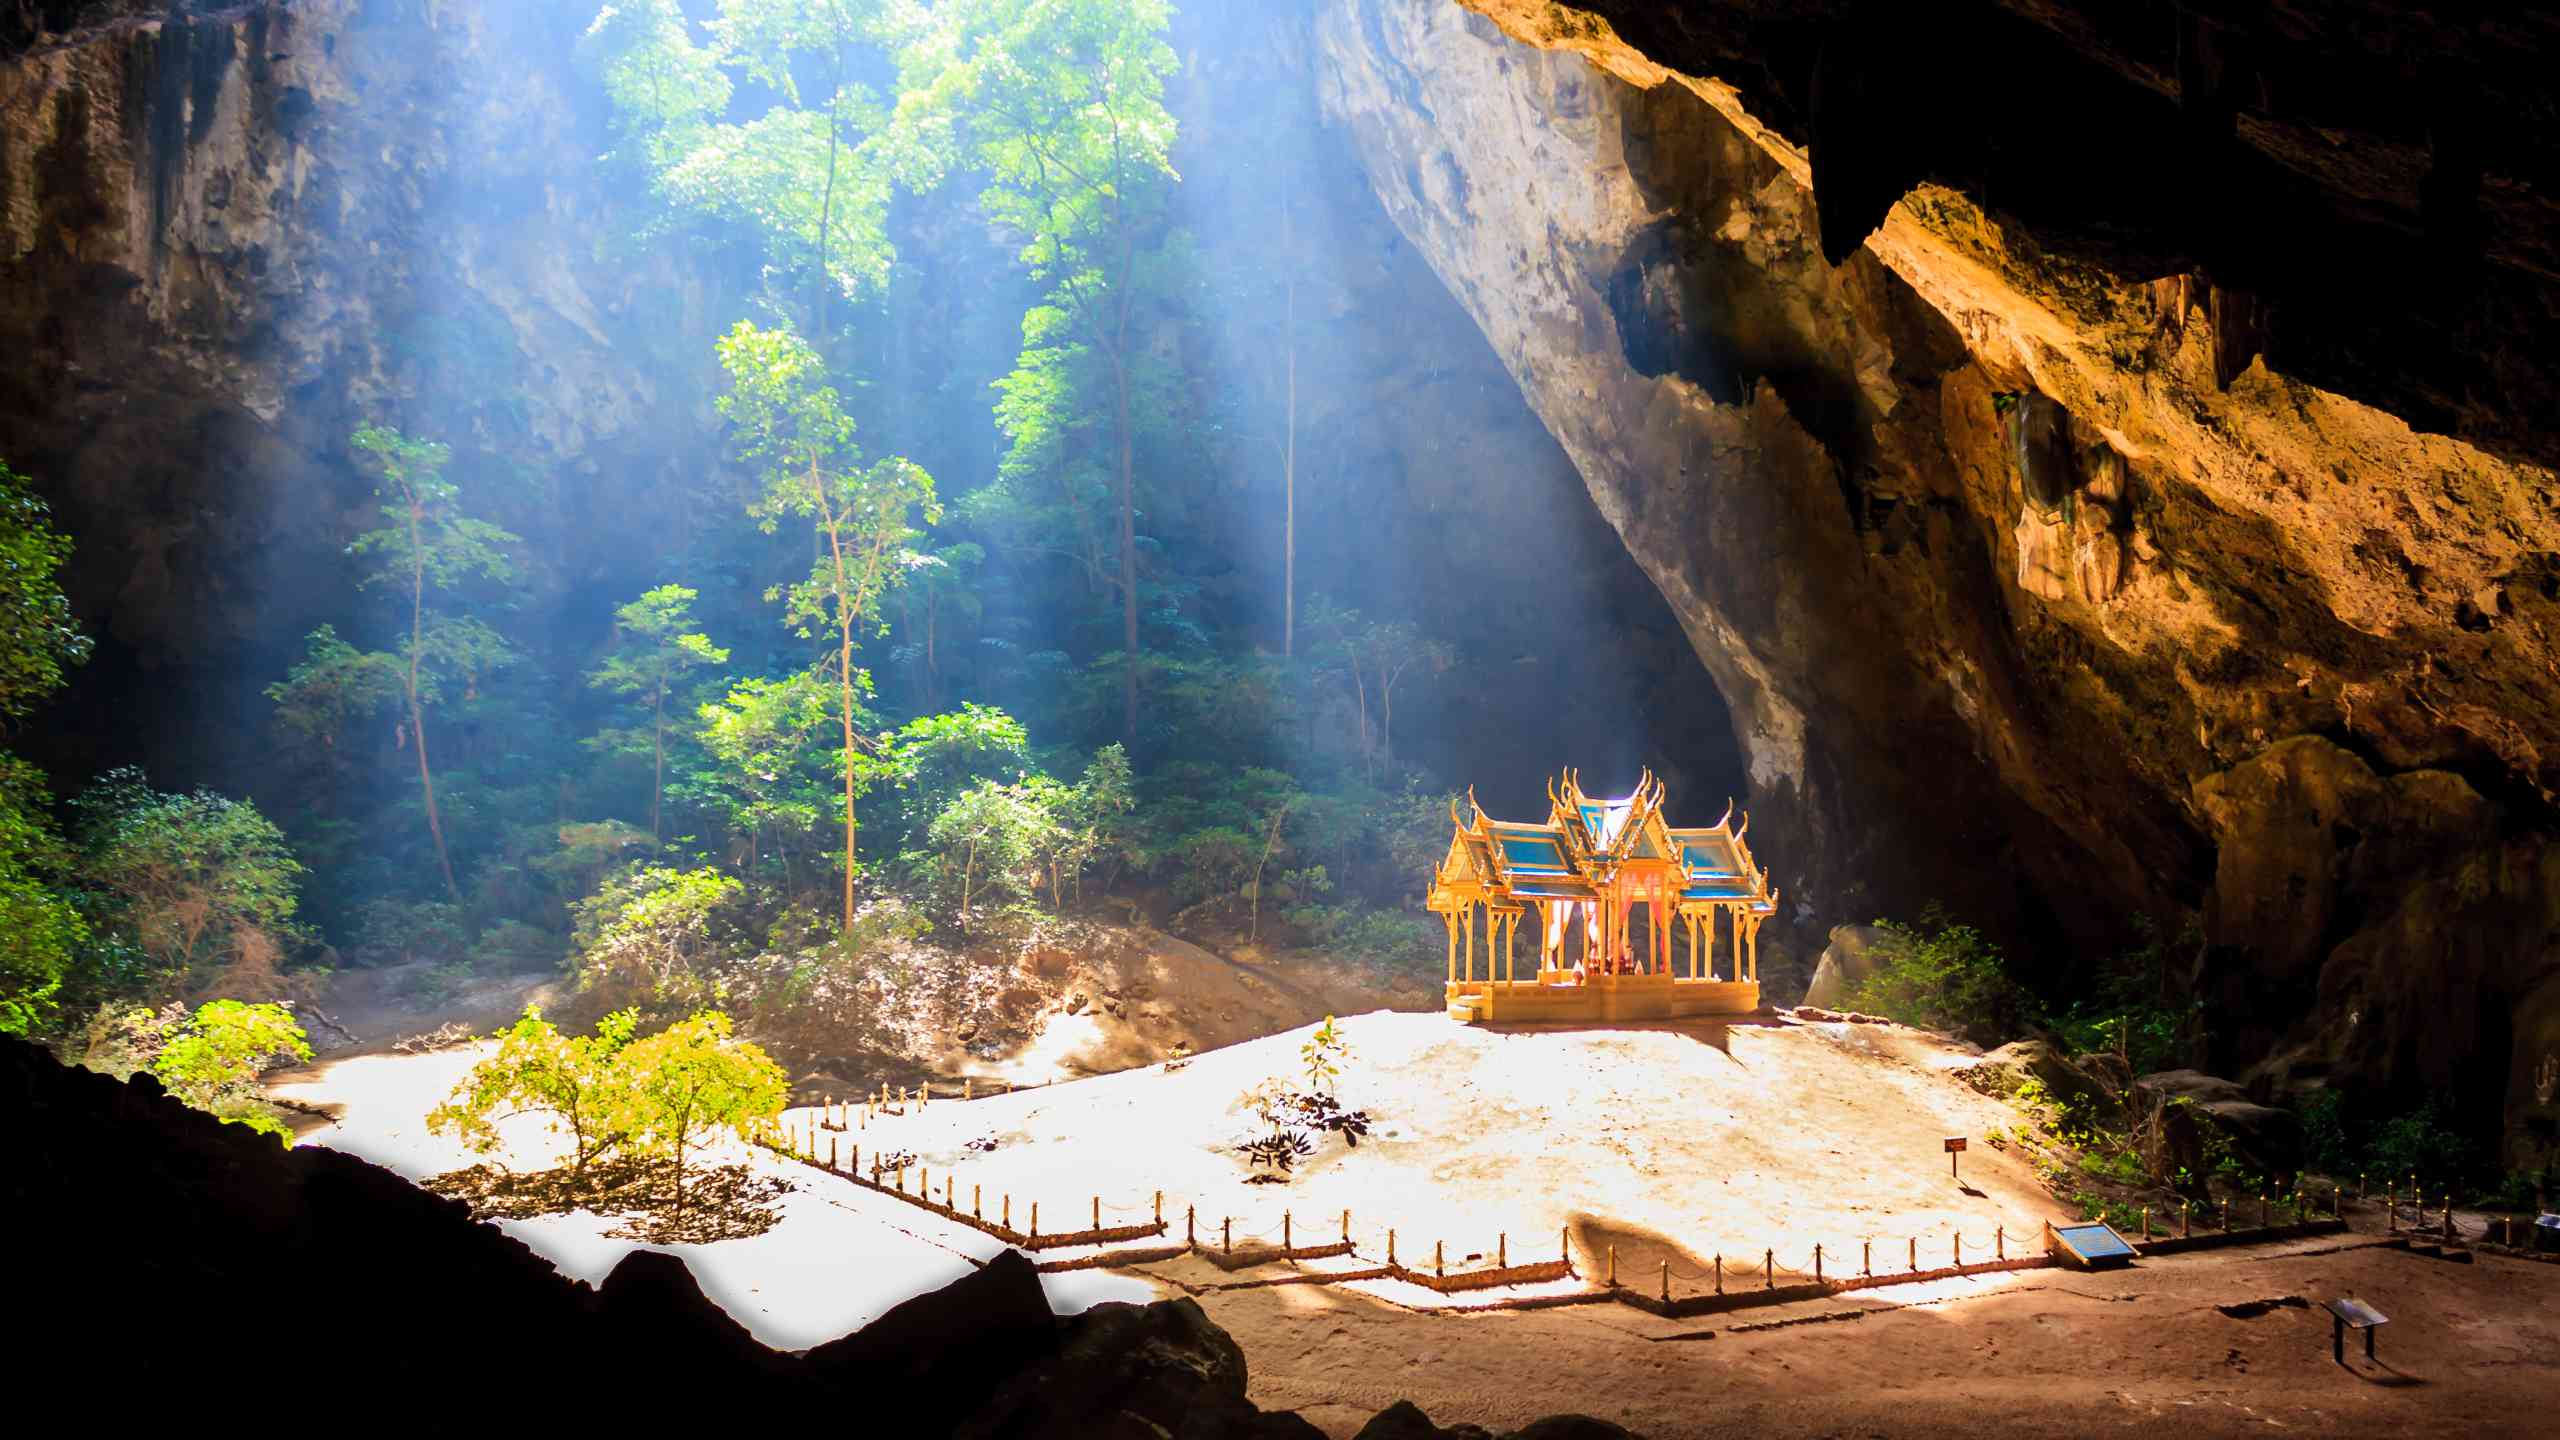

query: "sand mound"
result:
(801, 1010), (2073, 1280)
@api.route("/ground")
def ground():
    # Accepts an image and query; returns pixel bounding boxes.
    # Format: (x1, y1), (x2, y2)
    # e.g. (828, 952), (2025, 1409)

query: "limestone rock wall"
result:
(1314, 0), (2560, 1165)
(0, 0), (732, 775)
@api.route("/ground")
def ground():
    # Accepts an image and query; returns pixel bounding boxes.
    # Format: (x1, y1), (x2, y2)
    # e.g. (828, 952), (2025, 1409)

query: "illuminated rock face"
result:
(1315, 0), (2560, 1162)
(0, 0), (729, 761)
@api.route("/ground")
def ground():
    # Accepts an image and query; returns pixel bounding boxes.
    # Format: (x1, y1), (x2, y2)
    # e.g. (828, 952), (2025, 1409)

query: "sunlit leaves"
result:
(0, 460), (90, 720)
(148, 999), (313, 1145)
(589, 0), (900, 319)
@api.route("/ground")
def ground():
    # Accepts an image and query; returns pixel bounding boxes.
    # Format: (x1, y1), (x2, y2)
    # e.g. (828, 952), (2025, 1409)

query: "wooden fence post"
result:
(1224, 1217), (1232, 1255)
(1996, 1227), (2004, 1260)
(1498, 1233), (1506, 1269)
(1187, 1206), (1195, 1246)
(1093, 1196), (1100, 1233)
(1714, 1254), (1723, 1294)
(1607, 1244), (1616, 1287)
(1814, 1244), (1823, 1282)
(1345, 1210), (1353, 1247)
(1764, 1247), (1774, 1289)
(1003, 1195), (1010, 1229)
(1389, 1229), (1397, 1266)
(1908, 1236), (1917, 1273)
(2140, 1207), (2149, 1241)
(1436, 1241), (1445, 1279)
(1284, 1211), (1293, 1254)
(1954, 1233), (1963, 1268)
(1661, 1260), (1670, 1305)
(1863, 1239), (1871, 1276)
(974, 1184), (981, 1219)
(1155, 1192), (1163, 1226)
(1030, 1202), (1038, 1238)
(2182, 1201), (2191, 1239)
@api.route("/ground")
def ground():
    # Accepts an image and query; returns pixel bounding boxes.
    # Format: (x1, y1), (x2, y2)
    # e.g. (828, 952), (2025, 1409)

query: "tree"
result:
(588, 0), (896, 337)
(347, 424), (521, 902)
(0, 460), (89, 1036)
(719, 320), (937, 929)
(430, 1006), (640, 1185)
(265, 625), (404, 811)
(693, 670), (838, 878)
(98, 999), (314, 1145)
(0, 757), (83, 1036)
(893, 0), (1180, 744)
(615, 1010), (787, 1216)
(922, 778), (1059, 924)
(72, 769), (305, 1001)
(590, 585), (731, 843)
(570, 866), (746, 1014)
(0, 460), (91, 719)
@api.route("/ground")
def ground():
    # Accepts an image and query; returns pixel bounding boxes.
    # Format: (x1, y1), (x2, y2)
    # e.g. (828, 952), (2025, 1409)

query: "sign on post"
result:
(1944, 1135), (1967, 1179)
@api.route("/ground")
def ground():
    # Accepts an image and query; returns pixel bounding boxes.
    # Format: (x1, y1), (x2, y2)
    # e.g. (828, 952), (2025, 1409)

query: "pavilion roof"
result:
(1429, 769), (1778, 914)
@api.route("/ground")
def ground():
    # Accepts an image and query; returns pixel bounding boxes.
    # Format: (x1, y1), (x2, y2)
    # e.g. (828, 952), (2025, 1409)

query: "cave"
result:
(5, 1), (2558, 1433)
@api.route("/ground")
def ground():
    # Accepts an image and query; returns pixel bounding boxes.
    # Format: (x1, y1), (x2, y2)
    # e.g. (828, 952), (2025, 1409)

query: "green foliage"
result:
(265, 626), (404, 777)
(2048, 916), (2200, 1074)
(135, 999), (313, 1145)
(0, 756), (83, 1035)
(347, 898), (469, 969)
(2361, 1098), (2477, 1193)
(431, 1005), (640, 1181)
(587, 0), (894, 320)
(590, 584), (730, 841)
(691, 671), (838, 867)
(1844, 905), (2039, 1044)
(571, 865), (748, 1013)
(1301, 1014), (1349, 1094)
(613, 1009), (789, 1211)
(0, 460), (87, 1035)
(920, 777), (1061, 926)
(71, 768), (305, 998)
(0, 460), (91, 720)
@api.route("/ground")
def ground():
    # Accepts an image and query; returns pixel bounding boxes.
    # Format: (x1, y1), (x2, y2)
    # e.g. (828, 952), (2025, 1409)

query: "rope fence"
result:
(746, 1106), (2356, 1321)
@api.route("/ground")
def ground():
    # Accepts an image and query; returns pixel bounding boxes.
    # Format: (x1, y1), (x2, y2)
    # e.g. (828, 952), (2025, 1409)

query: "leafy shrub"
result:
(1844, 905), (2038, 1044)
(2362, 1099), (2476, 1193)
(570, 865), (748, 1014)
(471, 918), (561, 973)
(349, 898), (470, 968)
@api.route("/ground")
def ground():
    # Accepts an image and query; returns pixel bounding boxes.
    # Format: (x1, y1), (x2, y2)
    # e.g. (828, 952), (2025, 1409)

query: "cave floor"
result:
(1212, 1233), (2560, 1437)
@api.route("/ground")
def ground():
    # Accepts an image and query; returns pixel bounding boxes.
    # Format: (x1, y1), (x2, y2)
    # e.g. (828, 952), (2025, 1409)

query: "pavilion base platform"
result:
(1446, 974), (1760, 1024)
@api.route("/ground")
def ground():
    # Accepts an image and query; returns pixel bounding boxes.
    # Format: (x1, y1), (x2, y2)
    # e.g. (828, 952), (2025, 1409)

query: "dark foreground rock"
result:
(3, 1038), (1638, 1433)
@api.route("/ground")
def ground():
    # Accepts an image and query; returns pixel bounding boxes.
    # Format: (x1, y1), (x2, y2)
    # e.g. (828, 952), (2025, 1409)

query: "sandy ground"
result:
(795, 1010), (2075, 1282)
(1211, 1232), (2560, 1437)
(264, 1007), (2559, 1435)
(265, 1044), (1153, 1349)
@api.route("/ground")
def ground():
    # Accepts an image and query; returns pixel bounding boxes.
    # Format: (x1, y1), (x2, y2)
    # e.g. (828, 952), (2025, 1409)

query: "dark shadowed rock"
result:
(955, 1296), (1324, 1440)
(2135, 1070), (2306, 1180)
(805, 1246), (1056, 1395)
(1355, 1400), (1497, 1440)
(1510, 1419), (1640, 1440)
(3, 1037), (1625, 1432)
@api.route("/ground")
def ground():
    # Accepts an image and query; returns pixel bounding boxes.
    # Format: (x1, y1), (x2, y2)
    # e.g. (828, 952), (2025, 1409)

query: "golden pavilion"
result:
(1426, 769), (1777, 1024)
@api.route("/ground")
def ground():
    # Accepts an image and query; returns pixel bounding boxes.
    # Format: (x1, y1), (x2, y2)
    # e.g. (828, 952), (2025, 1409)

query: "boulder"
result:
(1963, 1039), (2111, 1115)
(1800, 925), (1890, 1009)
(1352, 1403), (1634, 1440)
(2134, 1070), (2306, 1180)
(954, 1296), (1323, 1439)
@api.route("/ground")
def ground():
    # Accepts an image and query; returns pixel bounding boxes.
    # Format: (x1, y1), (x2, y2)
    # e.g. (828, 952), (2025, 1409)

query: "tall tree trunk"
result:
(407, 505), (459, 902)
(650, 683), (665, 844)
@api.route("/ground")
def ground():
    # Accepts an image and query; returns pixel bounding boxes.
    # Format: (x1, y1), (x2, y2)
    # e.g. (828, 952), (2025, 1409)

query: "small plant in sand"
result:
(1301, 1014), (1351, 1093)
